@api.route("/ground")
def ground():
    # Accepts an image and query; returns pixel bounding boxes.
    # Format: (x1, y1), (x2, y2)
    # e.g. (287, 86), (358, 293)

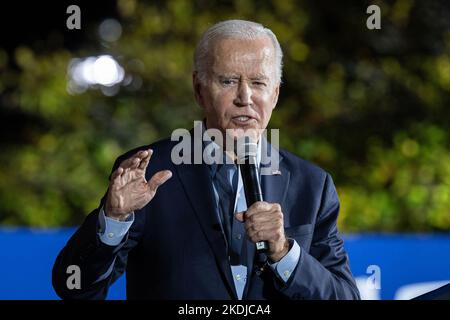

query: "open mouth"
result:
(232, 116), (256, 125)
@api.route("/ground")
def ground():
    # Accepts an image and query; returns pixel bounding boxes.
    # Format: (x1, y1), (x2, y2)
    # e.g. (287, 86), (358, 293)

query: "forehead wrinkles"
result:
(211, 38), (275, 78)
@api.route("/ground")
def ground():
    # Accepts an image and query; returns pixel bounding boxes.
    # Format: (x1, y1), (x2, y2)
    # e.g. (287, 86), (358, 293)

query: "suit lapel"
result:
(175, 144), (238, 299)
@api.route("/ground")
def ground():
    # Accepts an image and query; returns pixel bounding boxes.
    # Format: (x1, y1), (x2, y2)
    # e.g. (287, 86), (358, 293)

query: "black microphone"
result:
(237, 136), (268, 253)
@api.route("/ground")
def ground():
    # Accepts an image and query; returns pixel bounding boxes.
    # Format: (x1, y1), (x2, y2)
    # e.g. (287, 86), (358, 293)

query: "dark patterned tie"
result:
(214, 163), (238, 250)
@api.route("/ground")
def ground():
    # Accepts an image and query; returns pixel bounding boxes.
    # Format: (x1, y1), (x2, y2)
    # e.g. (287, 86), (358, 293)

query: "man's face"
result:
(193, 36), (280, 143)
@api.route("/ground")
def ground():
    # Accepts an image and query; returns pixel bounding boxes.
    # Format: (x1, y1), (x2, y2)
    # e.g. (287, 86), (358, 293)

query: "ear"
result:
(271, 84), (280, 109)
(192, 71), (205, 108)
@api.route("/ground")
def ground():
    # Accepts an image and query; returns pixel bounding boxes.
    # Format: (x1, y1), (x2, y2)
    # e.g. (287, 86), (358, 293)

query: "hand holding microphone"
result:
(235, 136), (289, 261)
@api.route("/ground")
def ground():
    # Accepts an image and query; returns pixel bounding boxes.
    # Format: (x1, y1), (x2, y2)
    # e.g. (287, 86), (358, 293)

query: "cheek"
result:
(255, 93), (275, 114)
(203, 87), (223, 109)
(212, 91), (235, 115)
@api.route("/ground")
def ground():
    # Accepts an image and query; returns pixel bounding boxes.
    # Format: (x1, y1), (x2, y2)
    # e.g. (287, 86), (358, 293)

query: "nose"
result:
(234, 81), (252, 107)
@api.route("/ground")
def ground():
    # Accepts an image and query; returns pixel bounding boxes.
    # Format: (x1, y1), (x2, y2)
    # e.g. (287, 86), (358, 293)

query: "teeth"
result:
(236, 116), (250, 121)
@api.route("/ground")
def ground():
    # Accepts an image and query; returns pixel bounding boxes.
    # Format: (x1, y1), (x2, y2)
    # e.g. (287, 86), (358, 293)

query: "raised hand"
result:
(105, 149), (172, 220)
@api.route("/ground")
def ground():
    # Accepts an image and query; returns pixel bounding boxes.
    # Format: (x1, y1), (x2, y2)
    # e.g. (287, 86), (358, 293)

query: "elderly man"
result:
(53, 20), (360, 300)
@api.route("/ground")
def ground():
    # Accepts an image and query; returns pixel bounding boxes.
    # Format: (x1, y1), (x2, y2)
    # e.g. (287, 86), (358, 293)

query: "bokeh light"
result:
(67, 55), (125, 95)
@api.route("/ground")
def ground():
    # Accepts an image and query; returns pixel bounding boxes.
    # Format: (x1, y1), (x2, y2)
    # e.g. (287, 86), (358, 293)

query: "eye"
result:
(253, 81), (267, 87)
(221, 79), (237, 86)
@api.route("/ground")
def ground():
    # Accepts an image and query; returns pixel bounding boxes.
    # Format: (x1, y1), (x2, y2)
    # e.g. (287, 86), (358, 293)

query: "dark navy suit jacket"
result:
(53, 133), (360, 300)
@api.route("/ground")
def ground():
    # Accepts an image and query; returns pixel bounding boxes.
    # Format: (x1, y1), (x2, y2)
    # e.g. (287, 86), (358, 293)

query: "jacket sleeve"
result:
(271, 173), (361, 300)
(52, 153), (147, 300)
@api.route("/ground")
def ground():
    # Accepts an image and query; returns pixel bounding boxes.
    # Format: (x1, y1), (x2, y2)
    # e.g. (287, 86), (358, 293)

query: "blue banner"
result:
(0, 228), (449, 300)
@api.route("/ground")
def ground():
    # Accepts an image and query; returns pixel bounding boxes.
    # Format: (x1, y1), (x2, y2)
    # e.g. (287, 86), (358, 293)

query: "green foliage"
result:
(0, 0), (448, 231)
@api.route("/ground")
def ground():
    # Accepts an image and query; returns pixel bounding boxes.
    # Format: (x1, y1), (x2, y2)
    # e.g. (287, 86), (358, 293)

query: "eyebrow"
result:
(215, 73), (270, 81)
(250, 75), (269, 81)
(217, 74), (240, 79)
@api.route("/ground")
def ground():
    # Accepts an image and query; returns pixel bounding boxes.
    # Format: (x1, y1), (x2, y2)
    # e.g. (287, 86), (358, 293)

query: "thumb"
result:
(235, 211), (246, 222)
(148, 170), (172, 193)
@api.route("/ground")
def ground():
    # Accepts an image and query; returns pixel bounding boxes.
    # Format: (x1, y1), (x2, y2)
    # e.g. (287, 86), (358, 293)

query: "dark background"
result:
(0, 0), (449, 231)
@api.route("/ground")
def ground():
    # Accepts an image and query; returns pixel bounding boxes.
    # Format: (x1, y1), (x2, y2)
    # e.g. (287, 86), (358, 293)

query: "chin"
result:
(225, 126), (261, 142)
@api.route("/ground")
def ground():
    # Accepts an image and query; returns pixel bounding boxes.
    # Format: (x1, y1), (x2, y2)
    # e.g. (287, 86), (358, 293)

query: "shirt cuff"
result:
(98, 206), (134, 246)
(269, 239), (301, 283)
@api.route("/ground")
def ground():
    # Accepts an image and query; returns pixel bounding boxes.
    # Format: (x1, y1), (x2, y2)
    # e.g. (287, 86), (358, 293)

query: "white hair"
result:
(194, 19), (283, 84)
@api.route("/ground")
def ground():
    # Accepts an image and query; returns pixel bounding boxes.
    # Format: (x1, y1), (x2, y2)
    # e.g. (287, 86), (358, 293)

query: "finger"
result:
(245, 212), (279, 227)
(130, 157), (141, 170)
(235, 211), (246, 222)
(110, 167), (123, 183)
(147, 170), (173, 193)
(244, 208), (275, 223)
(244, 212), (283, 233)
(122, 167), (130, 177)
(245, 203), (282, 222)
(119, 150), (149, 170)
(248, 226), (281, 243)
(118, 158), (135, 171)
(245, 201), (272, 218)
(119, 155), (137, 170)
(138, 149), (153, 170)
(130, 150), (151, 170)
(120, 167), (131, 185)
(246, 219), (283, 235)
